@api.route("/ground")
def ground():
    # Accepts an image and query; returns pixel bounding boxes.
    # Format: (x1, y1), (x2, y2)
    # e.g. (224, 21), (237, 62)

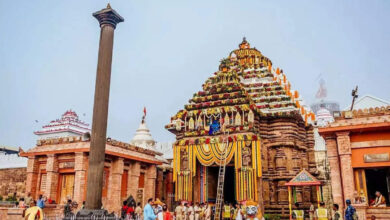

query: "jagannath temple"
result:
(166, 38), (318, 216)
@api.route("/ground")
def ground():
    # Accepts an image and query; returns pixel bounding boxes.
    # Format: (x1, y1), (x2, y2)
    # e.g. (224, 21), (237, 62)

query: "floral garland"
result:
(172, 104), (256, 120)
(252, 96), (291, 103)
(256, 102), (295, 109)
(185, 97), (250, 110)
(248, 90), (284, 97)
(245, 86), (283, 93)
(241, 72), (273, 79)
(191, 91), (245, 103)
(176, 133), (258, 146)
(183, 124), (253, 137)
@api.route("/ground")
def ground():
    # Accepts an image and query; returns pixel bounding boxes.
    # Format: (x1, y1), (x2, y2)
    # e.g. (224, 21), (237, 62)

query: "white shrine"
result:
(34, 110), (91, 140)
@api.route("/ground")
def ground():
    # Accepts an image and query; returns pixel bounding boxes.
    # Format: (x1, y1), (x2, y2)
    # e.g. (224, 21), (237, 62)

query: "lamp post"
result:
(76, 4), (123, 219)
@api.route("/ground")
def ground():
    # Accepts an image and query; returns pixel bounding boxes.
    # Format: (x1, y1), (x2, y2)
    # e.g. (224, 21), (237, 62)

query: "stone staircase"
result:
(366, 207), (390, 220)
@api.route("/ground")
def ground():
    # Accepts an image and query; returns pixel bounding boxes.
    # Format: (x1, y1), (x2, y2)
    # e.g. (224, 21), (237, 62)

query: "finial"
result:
(243, 37), (247, 43)
(107, 3), (112, 9)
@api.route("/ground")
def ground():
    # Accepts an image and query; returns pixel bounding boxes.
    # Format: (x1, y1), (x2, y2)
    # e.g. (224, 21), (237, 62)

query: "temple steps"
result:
(366, 207), (390, 220)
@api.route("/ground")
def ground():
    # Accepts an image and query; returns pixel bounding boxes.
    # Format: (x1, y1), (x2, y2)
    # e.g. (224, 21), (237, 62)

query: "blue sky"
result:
(1, 0), (389, 149)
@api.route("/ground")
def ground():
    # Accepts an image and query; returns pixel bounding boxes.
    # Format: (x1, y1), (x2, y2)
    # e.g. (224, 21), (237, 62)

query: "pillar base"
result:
(75, 209), (117, 220)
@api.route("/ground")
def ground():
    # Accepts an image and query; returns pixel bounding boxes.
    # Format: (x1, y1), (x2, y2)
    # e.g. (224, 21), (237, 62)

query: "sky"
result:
(1, 0), (389, 150)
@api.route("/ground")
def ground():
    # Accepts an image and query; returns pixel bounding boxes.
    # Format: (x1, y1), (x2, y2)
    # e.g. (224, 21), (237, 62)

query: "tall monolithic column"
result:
(336, 132), (355, 202)
(85, 4), (124, 210)
(325, 136), (344, 210)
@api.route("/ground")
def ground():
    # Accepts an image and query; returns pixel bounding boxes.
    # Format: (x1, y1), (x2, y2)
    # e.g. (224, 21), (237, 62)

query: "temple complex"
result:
(319, 97), (390, 219)
(34, 110), (91, 140)
(166, 38), (318, 217)
(19, 110), (165, 216)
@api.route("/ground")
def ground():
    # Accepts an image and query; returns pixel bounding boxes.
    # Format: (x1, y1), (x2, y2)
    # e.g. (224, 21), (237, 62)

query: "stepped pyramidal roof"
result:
(166, 38), (314, 138)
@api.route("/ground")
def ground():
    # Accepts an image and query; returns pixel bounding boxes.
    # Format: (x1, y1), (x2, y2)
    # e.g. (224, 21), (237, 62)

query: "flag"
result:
(143, 107), (147, 116)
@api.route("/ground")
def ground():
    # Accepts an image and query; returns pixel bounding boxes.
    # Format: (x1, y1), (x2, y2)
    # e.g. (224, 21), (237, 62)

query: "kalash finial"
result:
(239, 37), (250, 49)
(107, 3), (112, 9)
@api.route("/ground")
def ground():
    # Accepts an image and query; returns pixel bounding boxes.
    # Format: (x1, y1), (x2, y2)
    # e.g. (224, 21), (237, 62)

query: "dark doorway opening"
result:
(207, 166), (236, 204)
(365, 168), (390, 205)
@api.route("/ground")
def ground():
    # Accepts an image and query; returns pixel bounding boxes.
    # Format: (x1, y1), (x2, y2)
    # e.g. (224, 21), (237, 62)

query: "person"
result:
(154, 199), (164, 220)
(234, 203), (243, 220)
(143, 198), (156, 220)
(121, 200), (129, 219)
(25, 193), (33, 208)
(163, 205), (173, 220)
(309, 203), (315, 220)
(188, 202), (195, 220)
(223, 203), (231, 220)
(23, 200), (43, 220)
(204, 202), (211, 220)
(64, 199), (73, 218)
(194, 202), (200, 220)
(371, 191), (386, 207)
(345, 199), (357, 220)
(19, 198), (26, 208)
(175, 202), (184, 220)
(370, 215), (376, 220)
(81, 201), (86, 209)
(315, 202), (328, 220)
(332, 204), (342, 220)
(229, 203), (235, 220)
(199, 203), (205, 220)
(292, 203), (304, 220)
(183, 203), (188, 220)
(127, 205), (135, 220)
(37, 194), (45, 209)
(135, 202), (143, 220)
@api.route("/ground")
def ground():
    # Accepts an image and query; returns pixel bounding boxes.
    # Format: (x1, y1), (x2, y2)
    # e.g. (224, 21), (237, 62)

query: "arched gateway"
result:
(165, 39), (318, 217)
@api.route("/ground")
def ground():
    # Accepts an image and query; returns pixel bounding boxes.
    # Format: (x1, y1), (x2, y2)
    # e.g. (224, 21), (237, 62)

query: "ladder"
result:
(214, 132), (229, 220)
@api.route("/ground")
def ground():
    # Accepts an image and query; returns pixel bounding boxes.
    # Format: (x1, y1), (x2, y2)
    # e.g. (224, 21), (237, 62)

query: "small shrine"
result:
(34, 110), (91, 139)
(285, 169), (322, 220)
(166, 38), (318, 217)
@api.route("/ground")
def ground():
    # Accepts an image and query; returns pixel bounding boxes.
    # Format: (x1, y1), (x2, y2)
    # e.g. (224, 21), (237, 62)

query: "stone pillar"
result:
(74, 152), (87, 205)
(155, 169), (164, 200)
(45, 154), (59, 200)
(145, 165), (157, 201)
(107, 158), (124, 213)
(336, 132), (355, 202)
(85, 4), (124, 210)
(26, 156), (39, 199)
(128, 162), (141, 199)
(325, 136), (344, 210)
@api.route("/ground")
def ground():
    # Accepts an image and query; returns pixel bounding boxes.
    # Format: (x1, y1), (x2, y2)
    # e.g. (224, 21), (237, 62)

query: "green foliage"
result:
(263, 214), (281, 220)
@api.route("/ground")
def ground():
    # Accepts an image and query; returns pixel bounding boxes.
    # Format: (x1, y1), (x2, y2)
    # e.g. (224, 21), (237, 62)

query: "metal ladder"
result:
(214, 133), (229, 220)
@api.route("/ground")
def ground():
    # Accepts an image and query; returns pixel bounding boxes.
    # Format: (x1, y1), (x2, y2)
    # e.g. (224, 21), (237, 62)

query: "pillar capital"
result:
(335, 131), (350, 137)
(93, 4), (124, 29)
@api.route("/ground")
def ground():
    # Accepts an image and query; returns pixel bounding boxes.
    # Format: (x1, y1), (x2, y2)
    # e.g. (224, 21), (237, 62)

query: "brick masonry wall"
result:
(0, 168), (26, 200)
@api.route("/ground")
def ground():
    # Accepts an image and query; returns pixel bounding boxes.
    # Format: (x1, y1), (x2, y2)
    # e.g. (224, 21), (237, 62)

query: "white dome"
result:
(130, 120), (156, 149)
(316, 107), (334, 127)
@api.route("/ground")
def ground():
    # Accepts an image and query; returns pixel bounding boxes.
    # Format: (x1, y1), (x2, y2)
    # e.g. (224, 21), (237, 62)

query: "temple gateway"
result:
(166, 39), (318, 216)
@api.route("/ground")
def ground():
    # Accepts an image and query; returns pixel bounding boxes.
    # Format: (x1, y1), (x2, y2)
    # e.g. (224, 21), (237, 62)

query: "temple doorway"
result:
(58, 173), (75, 204)
(365, 168), (390, 205)
(207, 166), (236, 204)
